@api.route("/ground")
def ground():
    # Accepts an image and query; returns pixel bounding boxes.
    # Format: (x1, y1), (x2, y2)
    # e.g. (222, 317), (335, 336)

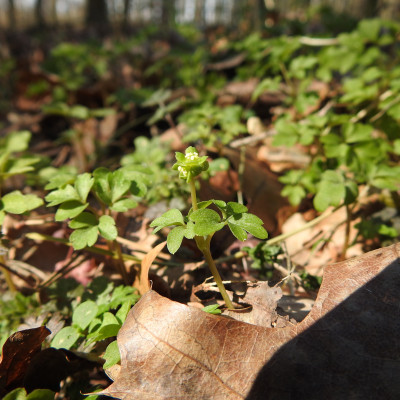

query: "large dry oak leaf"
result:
(100, 243), (400, 399)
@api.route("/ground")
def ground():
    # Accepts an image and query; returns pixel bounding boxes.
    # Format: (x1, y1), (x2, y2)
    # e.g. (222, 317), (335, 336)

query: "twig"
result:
(299, 37), (339, 46)
(230, 129), (276, 148)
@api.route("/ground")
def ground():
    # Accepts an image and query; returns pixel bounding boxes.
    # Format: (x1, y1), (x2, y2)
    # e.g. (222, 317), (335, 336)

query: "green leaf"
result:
(110, 198), (137, 212)
(45, 185), (79, 207)
(44, 169), (77, 190)
(3, 388), (27, 400)
(88, 312), (121, 342)
(150, 209), (184, 233)
(55, 200), (88, 221)
(2, 191), (43, 214)
(51, 326), (81, 349)
(69, 226), (98, 250)
(98, 215), (118, 240)
(189, 209), (225, 236)
(72, 300), (98, 331)
(393, 139), (400, 155)
(115, 301), (132, 325)
(228, 213), (268, 240)
(110, 170), (131, 203)
(273, 119), (298, 147)
(26, 390), (55, 400)
(3, 156), (40, 177)
(226, 202), (248, 215)
(167, 225), (186, 254)
(69, 105), (90, 119)
(228, 222), (248, 241)
(202, 304), (222, 315)
(93, 167), (112, 205)
(5, 131), (31, 153)
(75, 173), (94, 202)
(281, 185), (306, 206)
(344, 123), (373, 143)
(69, 212), (97, 229)
(103, 340), (121, 369)
(313, 170), (345, 212)
(0, 210), (5, 225)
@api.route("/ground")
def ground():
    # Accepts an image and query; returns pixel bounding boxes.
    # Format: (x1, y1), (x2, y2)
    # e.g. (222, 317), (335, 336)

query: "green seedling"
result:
(45, 165), (151, 284)
(49, 276), (139, 369)
(179, 103), (246, 147)
(150, 147), (268, 309)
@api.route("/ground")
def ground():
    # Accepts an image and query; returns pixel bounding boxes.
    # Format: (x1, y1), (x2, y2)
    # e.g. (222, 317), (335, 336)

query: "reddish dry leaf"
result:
(100, 243), (400, 399)
(0, 326), (50, 396)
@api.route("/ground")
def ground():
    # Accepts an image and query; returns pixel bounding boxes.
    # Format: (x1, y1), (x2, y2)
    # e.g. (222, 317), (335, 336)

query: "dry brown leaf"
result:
(100, 243), (400, 399)
(133, 241), (166, 295)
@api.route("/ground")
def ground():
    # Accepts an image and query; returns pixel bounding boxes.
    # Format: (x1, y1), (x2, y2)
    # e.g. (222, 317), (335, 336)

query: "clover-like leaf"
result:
(228, 213), (268, 240)
(103, 340), (121, 369)
(150, 209), (185, 233)
(3, 156), (40, 177)
(75, 173), (94, 203)
(70, 225), (98, 250)
(93, 167), (112, 205)
(5, 130), (31, 153)
(51, 326), (81, 350)
(228, 222), (248, 241)
(167, 225), (187, 254)
(68, 212), (97, 229)
(55, 200), (88, 221)
(98, 215), (118, 241)
(72, 300), (98, 331)
(189, 208), (225, 236)
(2, 191), (43, 214)
(110, 198), (138, 212)
(110, 170), (131, 203)
(314, 170), (346, 212)
(45, 184), (80, 207)
(226, 202), (248, 215)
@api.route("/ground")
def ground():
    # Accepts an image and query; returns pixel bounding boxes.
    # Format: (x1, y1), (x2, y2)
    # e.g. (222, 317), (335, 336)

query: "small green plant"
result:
(48, 277), (139, 368)
(178, 103), (246, 147)
(45, 165), (151, 283)
(121, 136), (190, 206)
(150, 147), (268, 309)
(243, 243), (283, 279)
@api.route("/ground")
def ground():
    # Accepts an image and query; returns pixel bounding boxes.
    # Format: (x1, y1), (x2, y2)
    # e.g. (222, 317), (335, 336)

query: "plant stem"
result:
(190, 179), (234, 309)
(114, 239), (130, 285)
(0, 255), (16, 293)
(107, 239), (130, 285)
(189, 180), (198, 211)
(237, 146), (245, 205)
(196, 236), (234, 309)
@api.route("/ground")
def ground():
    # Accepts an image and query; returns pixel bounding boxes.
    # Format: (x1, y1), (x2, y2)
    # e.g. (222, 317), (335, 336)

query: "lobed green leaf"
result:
(150, 208), (184, 233)
(72, 300), (98, 331)
(98, 215), (118, 240)
(2, 191), (43, 214)
(75, 173), (94, 203)
(55, 200), (88, 221)
(167, 225), (187, 254)
(189, 208), (225, 236)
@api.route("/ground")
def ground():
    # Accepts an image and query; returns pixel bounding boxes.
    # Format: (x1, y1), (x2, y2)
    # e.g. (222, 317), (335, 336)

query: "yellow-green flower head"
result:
(172, 146), (209, 182)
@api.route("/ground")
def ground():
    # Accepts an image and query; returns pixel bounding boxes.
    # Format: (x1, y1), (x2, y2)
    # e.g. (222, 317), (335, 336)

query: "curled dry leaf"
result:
(100, 244), (400, 399)
(133, 241), (167, 295)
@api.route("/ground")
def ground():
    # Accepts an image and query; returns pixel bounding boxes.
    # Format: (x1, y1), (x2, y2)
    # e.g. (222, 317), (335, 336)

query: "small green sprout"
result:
(151, 146), (268, 309)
